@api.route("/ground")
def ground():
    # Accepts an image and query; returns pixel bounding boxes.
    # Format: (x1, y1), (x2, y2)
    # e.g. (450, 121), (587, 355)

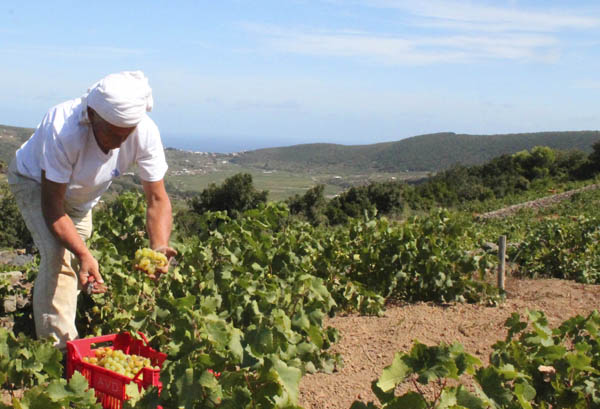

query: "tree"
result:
(366, 182), (404, 214)
(287, 184), (327, 225)
(587, 140), (600, 174)
(0, 184), (33, 250)
(188, 173), (268, 216)
(324, 186), (377, 225)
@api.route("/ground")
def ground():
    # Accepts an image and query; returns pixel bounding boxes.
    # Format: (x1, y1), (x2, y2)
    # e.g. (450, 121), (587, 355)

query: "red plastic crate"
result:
(66, 332), (167, 409)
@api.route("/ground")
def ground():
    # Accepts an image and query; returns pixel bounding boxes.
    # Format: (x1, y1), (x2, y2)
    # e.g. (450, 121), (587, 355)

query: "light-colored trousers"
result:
(8, 160), (92, 350)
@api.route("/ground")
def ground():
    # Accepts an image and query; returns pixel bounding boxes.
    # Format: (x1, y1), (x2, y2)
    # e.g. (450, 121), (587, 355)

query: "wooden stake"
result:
(498, 235), (506, 291)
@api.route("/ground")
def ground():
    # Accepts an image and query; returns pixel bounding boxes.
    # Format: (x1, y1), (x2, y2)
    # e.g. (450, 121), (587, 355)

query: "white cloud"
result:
(367, 0), (600, 32)
(425, 33), (559, 61)
(233, 99), (301, 111)
(245, 24), (560, 65)
(243, 1), (599, 65)
(1, 45), (150, 59)
(571, 79), (600, 90)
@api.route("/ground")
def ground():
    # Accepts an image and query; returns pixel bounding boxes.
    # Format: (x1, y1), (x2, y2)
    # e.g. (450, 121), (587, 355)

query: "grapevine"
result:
(7, 186), (600, 408)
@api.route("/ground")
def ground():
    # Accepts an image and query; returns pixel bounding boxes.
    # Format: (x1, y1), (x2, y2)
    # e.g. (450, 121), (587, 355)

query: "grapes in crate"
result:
(82, 347), (159, 378)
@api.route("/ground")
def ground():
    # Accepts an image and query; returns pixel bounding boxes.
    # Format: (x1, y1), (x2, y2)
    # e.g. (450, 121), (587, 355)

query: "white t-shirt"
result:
(14, 97), (168, 214)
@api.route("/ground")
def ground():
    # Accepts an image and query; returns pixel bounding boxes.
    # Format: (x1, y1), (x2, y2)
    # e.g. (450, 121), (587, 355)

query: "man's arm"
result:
(142, 179), (173, 251)
(41, 170), (103, 289)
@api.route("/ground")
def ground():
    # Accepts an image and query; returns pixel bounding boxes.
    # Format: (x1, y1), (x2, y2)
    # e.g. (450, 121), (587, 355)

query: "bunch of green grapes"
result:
(82, 347), (159, 378)
(134, 248), (168, 276)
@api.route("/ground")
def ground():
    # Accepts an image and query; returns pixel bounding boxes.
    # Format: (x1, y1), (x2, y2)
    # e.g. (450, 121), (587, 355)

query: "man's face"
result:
(88, 107), (136, 153)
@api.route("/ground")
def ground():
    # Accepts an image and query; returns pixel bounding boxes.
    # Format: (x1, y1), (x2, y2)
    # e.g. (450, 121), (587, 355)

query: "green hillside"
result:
(0, 125), (34, 165)
(3, 124), (600, 177)
(231, 131), (600, 173)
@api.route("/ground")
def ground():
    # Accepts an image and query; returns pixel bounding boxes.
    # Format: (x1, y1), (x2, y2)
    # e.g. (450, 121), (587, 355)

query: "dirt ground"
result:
(299, 277), (600, 408)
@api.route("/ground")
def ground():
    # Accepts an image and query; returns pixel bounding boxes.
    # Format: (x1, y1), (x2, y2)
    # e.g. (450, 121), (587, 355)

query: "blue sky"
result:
(1, 1), (599, 152)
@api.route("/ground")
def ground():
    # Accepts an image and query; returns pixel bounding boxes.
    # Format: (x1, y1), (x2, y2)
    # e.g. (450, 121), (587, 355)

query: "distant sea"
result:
(162, 134), (310, 154)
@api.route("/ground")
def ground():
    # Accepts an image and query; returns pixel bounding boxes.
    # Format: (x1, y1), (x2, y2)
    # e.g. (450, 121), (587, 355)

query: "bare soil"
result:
(299, 277), (600, 408)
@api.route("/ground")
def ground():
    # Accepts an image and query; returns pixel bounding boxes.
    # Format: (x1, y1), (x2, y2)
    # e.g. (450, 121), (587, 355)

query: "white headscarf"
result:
(85, 71), (153, 127)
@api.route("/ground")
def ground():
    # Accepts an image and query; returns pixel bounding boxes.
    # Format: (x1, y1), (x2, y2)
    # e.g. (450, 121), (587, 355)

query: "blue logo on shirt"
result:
(111, 169), (120, 178)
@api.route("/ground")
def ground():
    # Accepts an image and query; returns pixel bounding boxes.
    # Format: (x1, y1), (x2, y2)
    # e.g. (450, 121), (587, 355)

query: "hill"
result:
(230, 131), (600, 173)
(0, 125), (34, 165)
(3, 124), (600, 178)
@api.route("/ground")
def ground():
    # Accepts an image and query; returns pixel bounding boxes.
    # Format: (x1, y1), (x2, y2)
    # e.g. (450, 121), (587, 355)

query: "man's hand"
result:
(79, 252), (106, 294)
(41, 171), (107, 294)
(153, 246), (177, 278)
